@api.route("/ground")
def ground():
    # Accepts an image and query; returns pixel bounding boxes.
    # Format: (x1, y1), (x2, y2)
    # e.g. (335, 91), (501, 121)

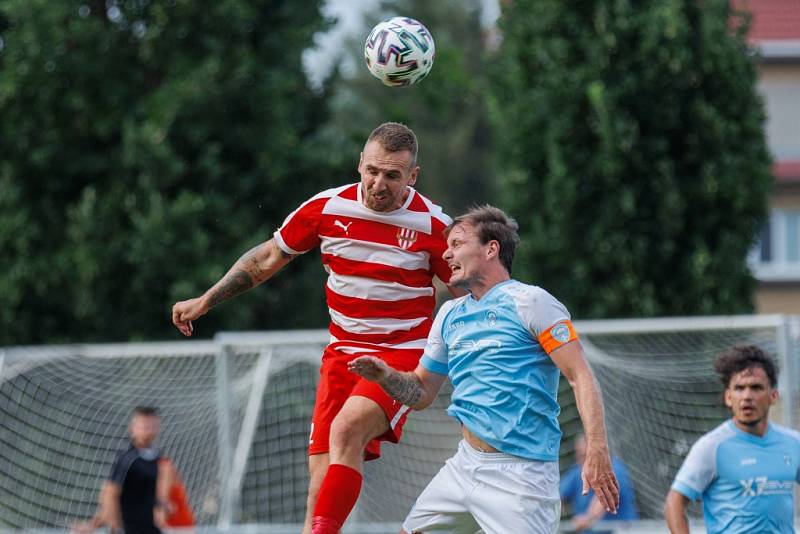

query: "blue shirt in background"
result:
(560, 456), (639, 534)
(671, 420), (800, 534)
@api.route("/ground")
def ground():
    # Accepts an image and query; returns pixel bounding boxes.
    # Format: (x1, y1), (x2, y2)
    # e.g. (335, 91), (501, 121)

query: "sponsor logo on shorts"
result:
(551, 322), (571, 343)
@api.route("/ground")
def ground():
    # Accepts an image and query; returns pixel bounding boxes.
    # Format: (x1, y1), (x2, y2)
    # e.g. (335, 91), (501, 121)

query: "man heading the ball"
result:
(172, 122), (455, 534)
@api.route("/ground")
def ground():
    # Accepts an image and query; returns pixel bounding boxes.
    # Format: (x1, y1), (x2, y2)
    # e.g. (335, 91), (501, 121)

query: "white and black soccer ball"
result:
(364, 17), (435, 87)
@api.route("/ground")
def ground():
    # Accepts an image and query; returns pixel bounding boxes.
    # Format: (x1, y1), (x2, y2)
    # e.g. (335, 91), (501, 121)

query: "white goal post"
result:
(0, 316), (797, 532)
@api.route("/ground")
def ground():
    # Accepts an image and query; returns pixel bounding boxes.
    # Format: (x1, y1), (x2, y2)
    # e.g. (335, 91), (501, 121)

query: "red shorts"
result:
(308, 345), (422, 461)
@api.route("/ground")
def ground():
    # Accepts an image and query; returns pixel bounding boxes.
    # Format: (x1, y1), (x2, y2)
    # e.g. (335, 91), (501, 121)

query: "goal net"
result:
(0, 316), (797, 531)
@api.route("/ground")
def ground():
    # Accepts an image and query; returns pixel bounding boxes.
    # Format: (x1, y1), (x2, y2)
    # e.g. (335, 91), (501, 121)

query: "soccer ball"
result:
(364, 17), (435, 87)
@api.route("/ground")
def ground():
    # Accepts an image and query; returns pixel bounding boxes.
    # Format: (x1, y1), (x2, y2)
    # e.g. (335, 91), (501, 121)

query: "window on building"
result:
(751, 208), (800, 281)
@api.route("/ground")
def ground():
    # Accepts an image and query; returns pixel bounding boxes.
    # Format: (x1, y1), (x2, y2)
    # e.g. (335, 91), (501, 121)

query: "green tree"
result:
(322, 0), (496, 215)
(0, 0), (342, 344)
(491, 0), (772, 317)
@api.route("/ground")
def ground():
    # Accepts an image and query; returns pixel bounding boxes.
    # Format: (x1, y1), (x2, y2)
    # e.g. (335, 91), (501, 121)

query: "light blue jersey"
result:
(420, 280), (576, 461)
(671, 420), (800, 534)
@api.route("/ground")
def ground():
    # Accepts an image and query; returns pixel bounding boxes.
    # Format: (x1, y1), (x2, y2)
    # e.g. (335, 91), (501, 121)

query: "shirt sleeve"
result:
(429, 243), (451, 284)
(515, 286), (578, 354)
(273, 195), (327, 255)
(428, 217), (452, 284)
(419, 300), (456, 375)
(671, 436), (717, 501)
(108, 449), (133, 486)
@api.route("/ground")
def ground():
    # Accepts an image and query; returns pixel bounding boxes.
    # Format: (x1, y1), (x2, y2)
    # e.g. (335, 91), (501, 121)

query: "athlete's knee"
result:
(329, 414), (370, 451)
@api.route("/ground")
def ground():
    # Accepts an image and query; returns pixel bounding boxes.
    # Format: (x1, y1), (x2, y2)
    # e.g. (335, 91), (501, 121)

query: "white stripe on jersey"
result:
(328, 308), (427, 334)
(417, 193), (453, 227)
(282, 184), (352, 226)
(389, 405), (411, 429)
(322, 194), (433, 234)
(320, 236), (431, 270)
(328, 336), (428, 353)
(327, 272), (434, 300)
(383, 338), (428, 350)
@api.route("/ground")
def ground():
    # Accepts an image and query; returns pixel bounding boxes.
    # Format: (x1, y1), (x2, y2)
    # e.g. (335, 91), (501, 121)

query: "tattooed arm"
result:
(348, 356), (447, 410)
(172, 239), (295, 336)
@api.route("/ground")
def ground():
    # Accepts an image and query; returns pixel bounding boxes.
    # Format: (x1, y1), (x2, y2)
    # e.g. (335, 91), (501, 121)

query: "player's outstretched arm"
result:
(663, 490), (691, 534)
(156, 458), (177, 524)
(71, 482), (121, 534)
(572, 496), (608, 532)
(550, 341), (620, 515)
(172, 239), (295, 336)
(348, 356), (446, 410)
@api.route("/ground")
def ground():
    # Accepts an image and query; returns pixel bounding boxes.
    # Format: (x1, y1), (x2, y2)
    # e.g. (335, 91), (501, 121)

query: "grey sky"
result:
(303, 0), (500, 87)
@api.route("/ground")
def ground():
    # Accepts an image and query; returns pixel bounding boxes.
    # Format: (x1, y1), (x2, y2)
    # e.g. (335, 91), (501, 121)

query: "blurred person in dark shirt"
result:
(73, 406), (168, 534)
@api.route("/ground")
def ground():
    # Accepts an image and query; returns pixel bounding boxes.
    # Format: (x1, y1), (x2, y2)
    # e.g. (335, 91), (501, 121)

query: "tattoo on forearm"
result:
(247, 254), (265, 279)
(380, 373), (423, 406)
(208, 271), (254, 307)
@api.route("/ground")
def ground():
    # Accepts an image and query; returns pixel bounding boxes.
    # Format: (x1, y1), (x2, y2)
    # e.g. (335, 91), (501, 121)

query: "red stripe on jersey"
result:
(322, 255), (434, 287)
(428, 217), (451, 283)
(339, 184), (358, 201)
(277, 183), (450, 346)
(325, 286), (435, 319)
(278, 196), (329, 253)
(329, 319), (434, 346)
(406, 192), (431, 213)
(320, 215), (427, 252)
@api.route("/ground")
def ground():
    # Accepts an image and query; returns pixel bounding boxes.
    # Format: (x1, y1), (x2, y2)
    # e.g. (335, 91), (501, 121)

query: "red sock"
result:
(311, 463), (363, 534)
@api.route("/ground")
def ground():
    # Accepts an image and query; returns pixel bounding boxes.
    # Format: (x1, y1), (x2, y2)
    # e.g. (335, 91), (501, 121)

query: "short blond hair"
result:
(366, 122), (418, 164)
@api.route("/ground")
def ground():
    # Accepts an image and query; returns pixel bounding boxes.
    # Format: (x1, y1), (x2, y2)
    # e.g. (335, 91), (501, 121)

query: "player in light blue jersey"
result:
(664, 345), (800, 534)
(349, 205), (619, 534)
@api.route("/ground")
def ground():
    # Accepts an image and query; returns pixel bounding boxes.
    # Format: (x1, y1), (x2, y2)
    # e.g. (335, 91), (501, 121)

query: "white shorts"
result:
(402, 440), (560, 534)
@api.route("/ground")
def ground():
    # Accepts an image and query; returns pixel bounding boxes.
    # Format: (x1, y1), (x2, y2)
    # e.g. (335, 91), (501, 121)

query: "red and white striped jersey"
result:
(274, 183), (452, 353)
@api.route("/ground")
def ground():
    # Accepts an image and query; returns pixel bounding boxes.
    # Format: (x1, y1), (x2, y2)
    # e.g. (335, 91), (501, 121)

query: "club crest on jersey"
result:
(485, 310), (498, 327)
(785, 453), (793, 466)
(396, 227), (418, 249)
(551, 322), (571, 343)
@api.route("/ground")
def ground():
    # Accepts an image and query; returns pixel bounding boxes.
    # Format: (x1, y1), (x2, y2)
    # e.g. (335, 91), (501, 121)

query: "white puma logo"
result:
(334, 220), (352, 234)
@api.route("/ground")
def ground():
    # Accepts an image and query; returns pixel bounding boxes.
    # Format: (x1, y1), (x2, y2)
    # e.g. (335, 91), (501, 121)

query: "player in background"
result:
(664, 345), (800, 534)
(349, 205), (619, 534)
(560, 433), (639, 533)
(171, 122), (455, 534)
(73, 406), (168, 534)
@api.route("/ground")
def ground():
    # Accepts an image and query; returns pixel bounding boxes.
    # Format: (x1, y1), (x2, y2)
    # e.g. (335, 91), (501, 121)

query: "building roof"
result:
(734, 0), (800, 41)
(774, 160), (800, 184)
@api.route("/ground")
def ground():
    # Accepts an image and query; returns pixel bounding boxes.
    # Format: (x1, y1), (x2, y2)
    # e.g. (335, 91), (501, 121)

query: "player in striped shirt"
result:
(171, 122), (455, 534)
